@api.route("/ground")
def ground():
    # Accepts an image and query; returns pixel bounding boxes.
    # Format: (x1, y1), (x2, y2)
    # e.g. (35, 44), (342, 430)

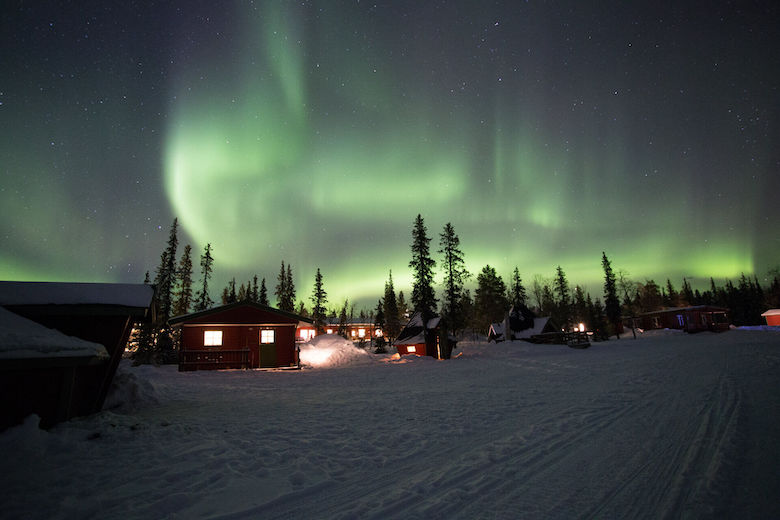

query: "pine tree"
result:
(275, 261), (287, 309)
(297, 300), (308, 317)
(259, 277), (269, 306)
(374, 298), (385, 332)
(680, 277), (694, 306)
(310, 268), (328, 333)
(383, 271), (401, 340)
(509, 267), (528, 309)
(409, 214), (437, 323)
(251, 275), (259, 303)
(474, 265), (508, 332)
(438, 222), (469, 333)
(237, 282), (247, 302)
(664, 279), (679, 308)
(601, 252), (622, 338)
(154, 218), (179, 324)
(397, 290), (407, 322)
(338, 299), (349, 339)
(553, 265), (571, 328)
(285, 264), (296, 312)
(194, 243), (214, 311)
(173, 244), (193, 316)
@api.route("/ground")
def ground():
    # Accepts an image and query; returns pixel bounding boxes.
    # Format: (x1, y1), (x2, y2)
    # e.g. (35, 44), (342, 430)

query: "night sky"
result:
(2, 1), (779, 307)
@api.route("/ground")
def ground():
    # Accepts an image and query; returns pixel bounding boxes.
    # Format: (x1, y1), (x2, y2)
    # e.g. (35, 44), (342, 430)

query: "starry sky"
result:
(2, 1), (779, 308)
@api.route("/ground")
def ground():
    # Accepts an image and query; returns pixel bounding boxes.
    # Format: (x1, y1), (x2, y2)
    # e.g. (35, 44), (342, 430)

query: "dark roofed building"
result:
(0, 281), (154, 429)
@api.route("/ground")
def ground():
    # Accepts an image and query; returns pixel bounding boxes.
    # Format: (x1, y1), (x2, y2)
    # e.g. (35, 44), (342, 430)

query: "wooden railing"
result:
(179, 349), (250, 371)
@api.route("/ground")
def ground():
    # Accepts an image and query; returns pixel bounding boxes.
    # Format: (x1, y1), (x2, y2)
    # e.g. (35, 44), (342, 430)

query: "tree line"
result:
(132, 217), (780, 362)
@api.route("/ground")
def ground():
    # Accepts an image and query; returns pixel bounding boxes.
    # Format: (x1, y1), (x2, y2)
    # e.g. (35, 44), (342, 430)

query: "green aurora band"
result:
(163, 2), (761, 305)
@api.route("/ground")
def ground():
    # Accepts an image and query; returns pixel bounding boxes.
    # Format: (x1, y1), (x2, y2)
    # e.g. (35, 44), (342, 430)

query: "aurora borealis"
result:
(2, 1), (779, 307)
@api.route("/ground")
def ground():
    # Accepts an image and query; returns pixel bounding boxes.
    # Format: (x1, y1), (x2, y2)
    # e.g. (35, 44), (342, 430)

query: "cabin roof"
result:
(0, 281), (154, 308)
(0, 307), (108, 360)
(170, 301), (313, 325)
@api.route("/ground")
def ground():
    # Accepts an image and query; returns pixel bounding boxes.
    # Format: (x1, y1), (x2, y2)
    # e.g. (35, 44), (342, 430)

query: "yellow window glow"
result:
(260, 330), (275, 344)
(204, 330), (222, 346)
(358, 328), (366, 338)
(407, 345), (416, 353)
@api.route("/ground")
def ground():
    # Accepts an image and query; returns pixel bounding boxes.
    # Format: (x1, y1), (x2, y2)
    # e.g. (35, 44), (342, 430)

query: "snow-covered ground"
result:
(2, 329), (780, 519)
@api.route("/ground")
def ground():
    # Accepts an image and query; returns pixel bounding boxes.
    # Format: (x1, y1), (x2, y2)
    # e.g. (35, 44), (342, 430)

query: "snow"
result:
(0, 307), (108, 359)
(0, 281), (153, 308)
(2, 329), (780, 518)
(299, 334), (374, 368)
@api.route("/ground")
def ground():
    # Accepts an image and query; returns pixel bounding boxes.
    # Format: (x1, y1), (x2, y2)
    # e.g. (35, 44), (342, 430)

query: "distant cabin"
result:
(394, 312), (456, 359)
(0, 281), (155, 430)
(761, 309), (780, 326)
(171, 302), (312, 371)
(489, 316), (556, 342)
(296, 318), (381, 342)
(628, 305), (730, 333)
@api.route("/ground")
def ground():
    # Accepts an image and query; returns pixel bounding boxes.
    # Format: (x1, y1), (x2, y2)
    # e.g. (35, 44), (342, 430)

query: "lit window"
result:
(327, 328), (333, 334)
(204, 330), (222, 346)
(358, 328), (366, 338)
(260, 330), (275, 344)
(300, 329), (315, 340)
(351, 330), (356, 337)
(375, 328), (383, 337)
(407, 345), (416, 353)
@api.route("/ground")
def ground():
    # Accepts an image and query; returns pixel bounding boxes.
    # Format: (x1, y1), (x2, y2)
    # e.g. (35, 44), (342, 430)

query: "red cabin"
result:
(171, 302), (311, 371)
(394, 312), (456, 359)
(761, 309), (780, 326)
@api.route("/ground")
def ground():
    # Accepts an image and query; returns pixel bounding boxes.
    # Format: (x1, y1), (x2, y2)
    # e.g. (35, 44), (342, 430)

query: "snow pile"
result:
(0, 307), (108, 359)
(103, 360), (160, 412)
(299, 334), (374, 368)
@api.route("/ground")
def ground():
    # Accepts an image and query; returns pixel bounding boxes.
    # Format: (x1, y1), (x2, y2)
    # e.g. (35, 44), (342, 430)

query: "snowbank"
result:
(102, 360), (160, 411)
(299, 334), (374, 368)
(0, 307), (108, 359)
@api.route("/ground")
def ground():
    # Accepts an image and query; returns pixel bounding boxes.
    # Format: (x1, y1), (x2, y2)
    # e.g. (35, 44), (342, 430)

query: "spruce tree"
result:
(338, 299), (349, 338)
(275, 261), (287, 309)
(509, 267), (528, 309)
(259, 277), (269, 306)
(601, 252), (622, 338)
(680, 277), (694, 306)
(173, 244), (193, 316)
(553, 265), (571, 328)
(132, 271), (156, 364)
(251, 275), (259, 303)
(194, 243), (214, 311)
(237, 283), (247, 302)
(474, 265), (508, 332)
(409, 214), (437, 323)
(310, 268), (328, 333)
(397, 290), (407, 322)
(383, 271), (401, 340)
(438, 222), (469, 333)
(374, 298), (385, 332)
(285, 264), (296, 312)
(154, 218), (179, 324)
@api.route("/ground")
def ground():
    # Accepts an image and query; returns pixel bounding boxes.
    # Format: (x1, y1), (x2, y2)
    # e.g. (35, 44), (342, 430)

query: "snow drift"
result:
(298, 334), (374, 368)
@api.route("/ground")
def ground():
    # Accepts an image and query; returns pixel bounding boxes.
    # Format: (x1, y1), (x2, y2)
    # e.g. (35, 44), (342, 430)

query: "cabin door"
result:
(259, 329), (277, 368)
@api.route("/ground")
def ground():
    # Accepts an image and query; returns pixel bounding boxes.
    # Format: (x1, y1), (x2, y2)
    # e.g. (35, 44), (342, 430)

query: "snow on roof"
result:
(761, 309), (780, 317)
(0, 281), (154, 308)
(513, 317), (551, 339)
(0, 307), (108, 360)
(394, 332), (426, 346)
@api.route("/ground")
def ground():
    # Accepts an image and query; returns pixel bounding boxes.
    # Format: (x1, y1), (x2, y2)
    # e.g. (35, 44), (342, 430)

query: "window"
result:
(300, 329), (315, 340)
(327, 328), (333, 334)
(358, 328), (366, 338)
(204, 330), (222, 346)
(260, 329), (275, 344)
(407, 345), (416, 353)
(351, 330), (356, 337)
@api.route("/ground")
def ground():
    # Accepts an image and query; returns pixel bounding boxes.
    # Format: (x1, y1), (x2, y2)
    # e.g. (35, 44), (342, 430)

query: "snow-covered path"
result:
(2, 330), (779, 519)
